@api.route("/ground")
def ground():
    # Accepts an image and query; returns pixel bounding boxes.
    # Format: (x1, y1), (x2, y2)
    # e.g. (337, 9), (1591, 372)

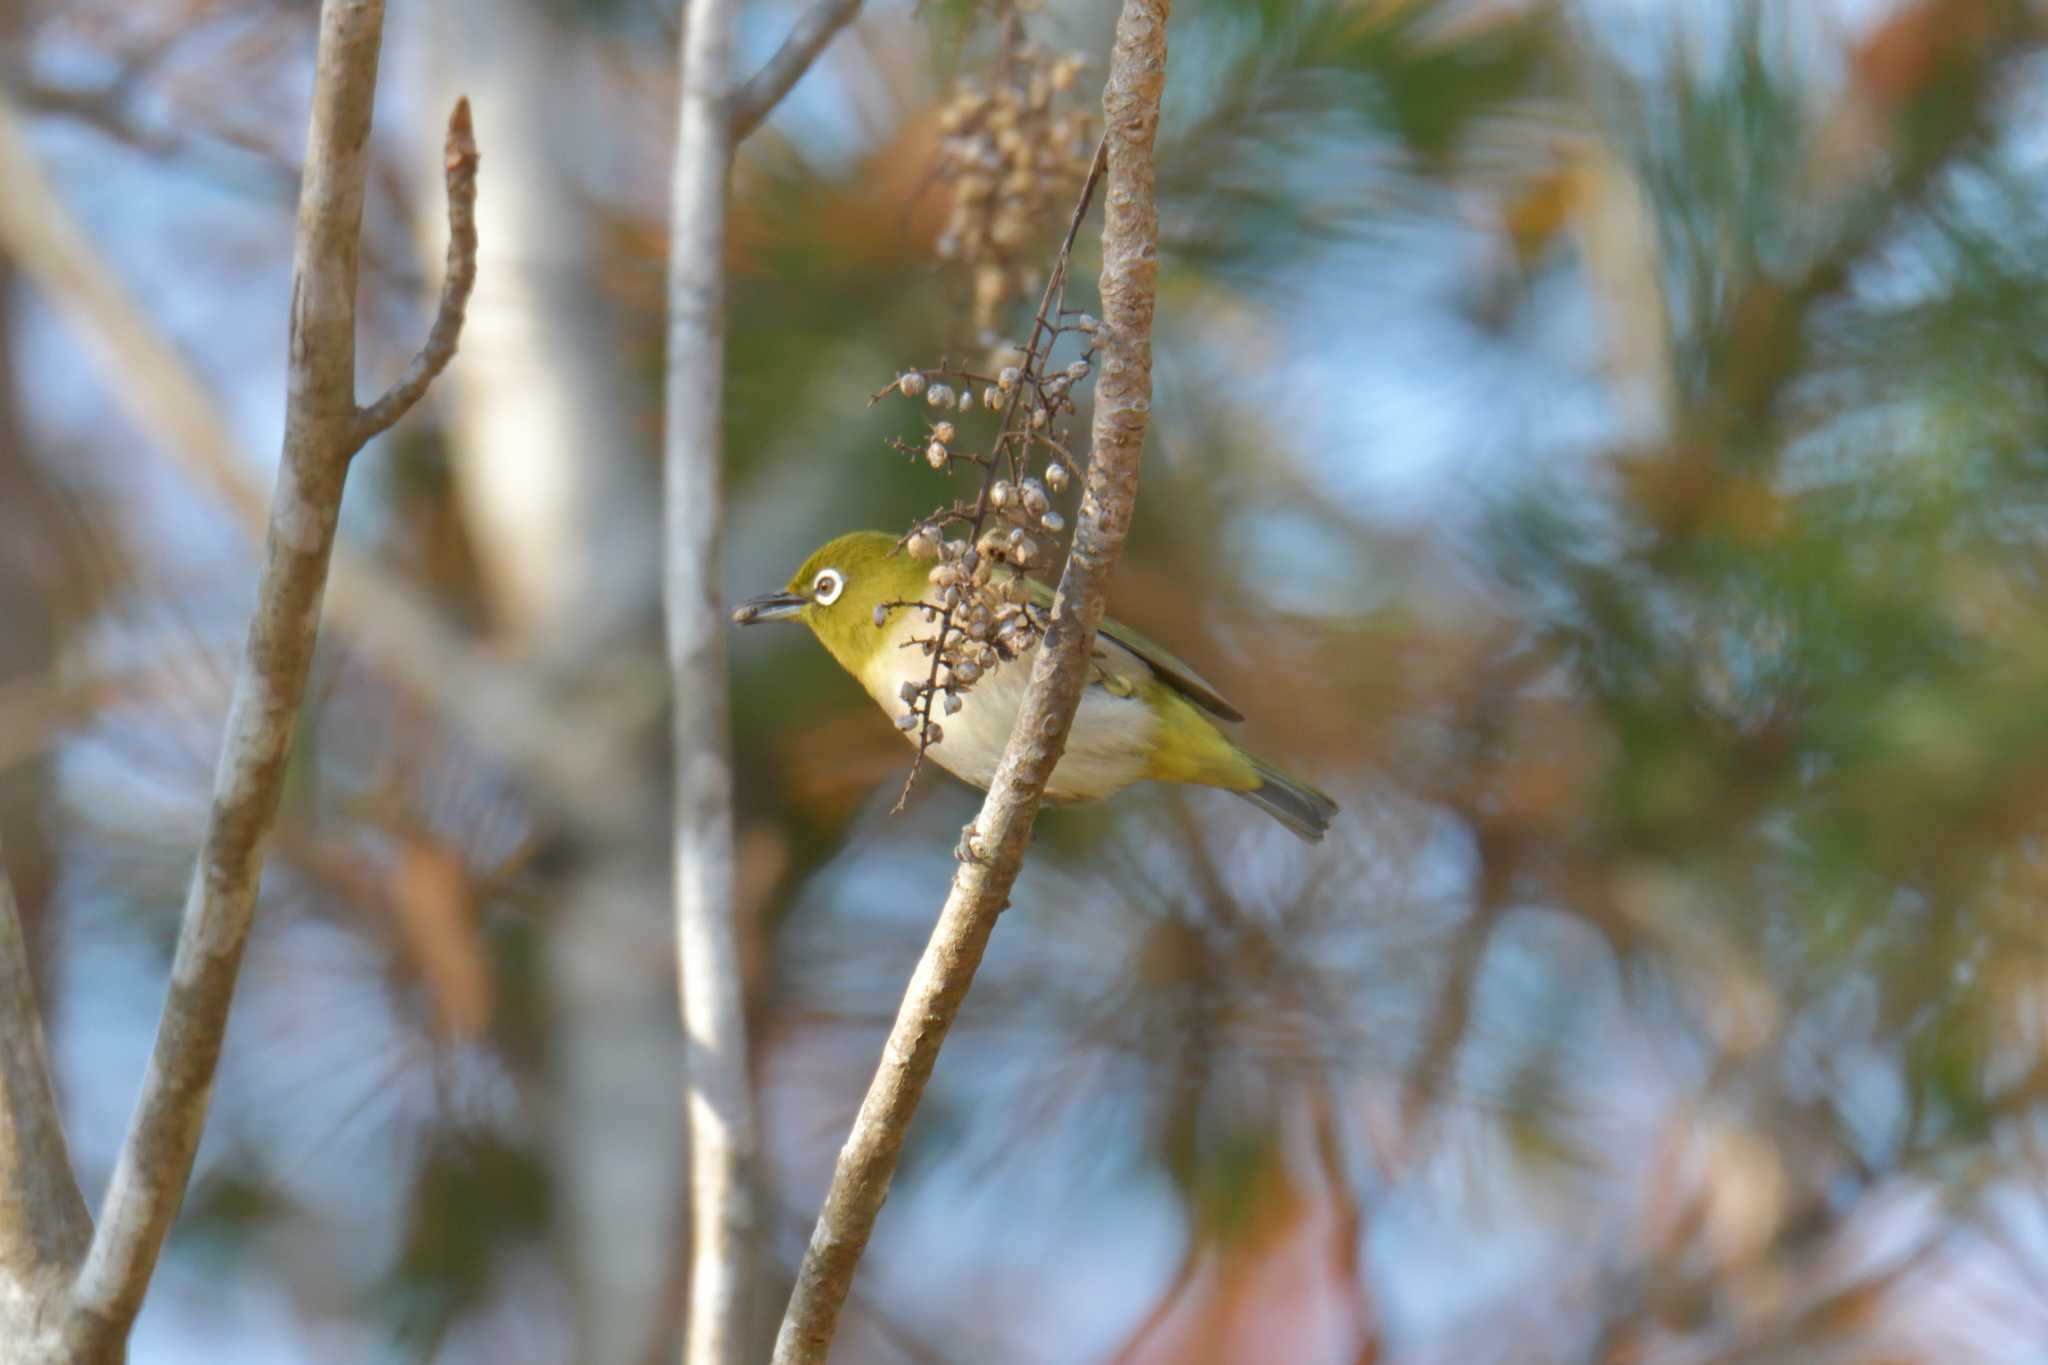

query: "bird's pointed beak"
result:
(732, 591), (809, 625)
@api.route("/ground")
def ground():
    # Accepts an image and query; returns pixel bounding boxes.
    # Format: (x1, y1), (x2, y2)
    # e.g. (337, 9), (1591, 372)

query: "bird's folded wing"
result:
(1025, 578), (1244, 723)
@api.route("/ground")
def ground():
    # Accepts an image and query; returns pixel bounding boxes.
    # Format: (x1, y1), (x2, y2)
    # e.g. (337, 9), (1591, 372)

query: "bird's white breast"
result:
(859, 615), (1156, 803)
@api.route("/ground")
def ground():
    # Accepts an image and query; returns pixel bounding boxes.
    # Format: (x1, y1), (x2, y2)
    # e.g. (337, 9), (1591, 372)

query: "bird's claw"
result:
(954, 822), (989, 865)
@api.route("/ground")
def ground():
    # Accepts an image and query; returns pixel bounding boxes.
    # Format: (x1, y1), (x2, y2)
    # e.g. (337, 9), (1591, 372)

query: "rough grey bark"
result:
(666, 1), (756, 1361)
(769, 3), (1171, 1359)
(0, 3), (479, 1356)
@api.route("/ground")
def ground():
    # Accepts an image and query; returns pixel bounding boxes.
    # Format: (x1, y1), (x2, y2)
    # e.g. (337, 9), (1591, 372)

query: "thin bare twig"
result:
(769, 3), (1171, 1359)
(356, 98), (479, 442)
(730, 0), (866, 142)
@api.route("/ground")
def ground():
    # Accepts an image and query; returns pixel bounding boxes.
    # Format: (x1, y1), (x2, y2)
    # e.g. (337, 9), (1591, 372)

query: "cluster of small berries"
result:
(870, 5), (1108, 798)
(934, 35), (1094, 338)
(871, 533), (1044, 748)
(875, 330), (1094, 752)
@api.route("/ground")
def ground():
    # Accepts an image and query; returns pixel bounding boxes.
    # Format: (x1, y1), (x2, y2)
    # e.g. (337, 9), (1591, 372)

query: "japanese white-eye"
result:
(733, 531), (1338, 842)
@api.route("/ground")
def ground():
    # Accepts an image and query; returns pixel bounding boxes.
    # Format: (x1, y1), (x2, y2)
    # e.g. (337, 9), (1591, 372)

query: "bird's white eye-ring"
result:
(812, 568), (845, 606)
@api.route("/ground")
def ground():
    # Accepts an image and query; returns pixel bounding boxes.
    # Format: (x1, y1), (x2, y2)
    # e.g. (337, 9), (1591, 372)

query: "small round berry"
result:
(898, 372), (926, 398)
(1040, 510), (1066, 533)
(998, 366), (1022, 392)
(927, 383), (955, 409)
(1046, 463), (1069, 490)
(932, 421), (956, 444)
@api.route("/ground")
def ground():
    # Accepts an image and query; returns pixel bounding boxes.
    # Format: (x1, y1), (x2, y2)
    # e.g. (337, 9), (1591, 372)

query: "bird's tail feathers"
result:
(1233, 757), (1339, 844)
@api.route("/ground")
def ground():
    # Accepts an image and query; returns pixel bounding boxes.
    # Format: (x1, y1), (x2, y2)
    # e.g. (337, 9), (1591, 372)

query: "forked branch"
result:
(53, 4), (479, 1354)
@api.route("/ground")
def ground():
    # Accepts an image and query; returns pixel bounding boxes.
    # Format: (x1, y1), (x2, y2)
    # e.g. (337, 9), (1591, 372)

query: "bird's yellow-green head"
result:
(731, 530), (932, 677)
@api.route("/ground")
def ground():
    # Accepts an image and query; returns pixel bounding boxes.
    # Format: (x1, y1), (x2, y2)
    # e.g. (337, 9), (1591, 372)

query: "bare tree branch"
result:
(667, 0), (758, 1360)
(356, 97), (479, 443)
(667, 4), (875, 1358)
(769, 3), (1172, 1358)
(0, 833), (90, 1340)
(729, 0), (865, 143)
(47, 3), (475, 1351)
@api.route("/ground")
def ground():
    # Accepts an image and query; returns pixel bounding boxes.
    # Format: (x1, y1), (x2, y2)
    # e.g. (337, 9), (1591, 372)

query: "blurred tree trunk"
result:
(416, 5), (678, 1363)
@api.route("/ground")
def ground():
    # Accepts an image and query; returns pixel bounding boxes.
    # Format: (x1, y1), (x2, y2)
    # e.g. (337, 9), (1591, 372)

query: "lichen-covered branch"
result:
(729, 0), (865, 142)
(667, 0), (758, 1361)
(51, 3), (477, 1353)
(768, 3), (1171, 1360)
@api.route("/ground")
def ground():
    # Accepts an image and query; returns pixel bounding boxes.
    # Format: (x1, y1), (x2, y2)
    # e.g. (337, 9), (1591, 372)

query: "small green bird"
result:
(733, 530), (1338, 842)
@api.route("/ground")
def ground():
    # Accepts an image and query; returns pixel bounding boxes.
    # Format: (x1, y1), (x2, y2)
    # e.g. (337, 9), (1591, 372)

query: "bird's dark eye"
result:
(813, 568), (845, 606)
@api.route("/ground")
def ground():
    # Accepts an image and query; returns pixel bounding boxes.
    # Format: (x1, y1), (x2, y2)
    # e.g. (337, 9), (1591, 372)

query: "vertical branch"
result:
(0, 836), (90, 1298)
(769, 3), (1171, 1360)
(665, 0), (870, 1351)
(55, 3), (479, 1352)
(667, 0), (756, 1361)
